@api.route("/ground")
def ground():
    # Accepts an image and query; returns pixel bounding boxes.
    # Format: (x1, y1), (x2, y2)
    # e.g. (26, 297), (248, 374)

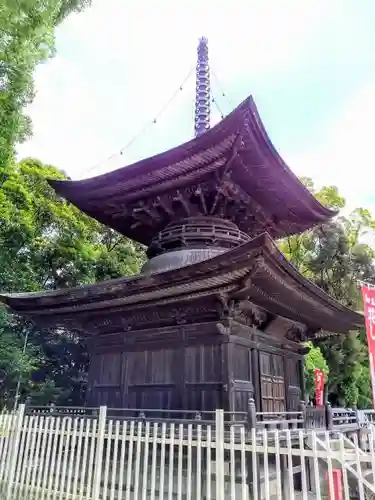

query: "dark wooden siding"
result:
(184, 343), (224, 412)
(125, 349), (176, 410)
(88, 340), (227, 412)
(88, 353), (122, 407)
(230, 344), (253, 415)
(87, 321), (305, 415)
(285, 356), (302, 410)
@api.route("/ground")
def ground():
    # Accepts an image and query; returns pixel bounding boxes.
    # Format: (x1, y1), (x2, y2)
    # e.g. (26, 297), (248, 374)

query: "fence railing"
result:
(24, 400), (375, 433)
(1, 405), (375, 499)
(255, 402), (375, 432)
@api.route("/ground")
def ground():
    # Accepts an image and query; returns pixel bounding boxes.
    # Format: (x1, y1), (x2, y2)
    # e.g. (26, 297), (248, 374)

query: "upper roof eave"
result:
(48, 97), (246, 197)
(245, 99), (337, 220)
(47, 96), (336, 244)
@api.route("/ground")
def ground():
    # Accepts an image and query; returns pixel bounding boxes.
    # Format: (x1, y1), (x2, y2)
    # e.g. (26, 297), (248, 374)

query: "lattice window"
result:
(260, 352), (286, 413)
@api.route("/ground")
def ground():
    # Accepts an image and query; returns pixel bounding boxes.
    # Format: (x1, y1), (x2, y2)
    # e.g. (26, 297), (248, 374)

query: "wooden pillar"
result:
(299, 356), (306, 403)
(251, 348), (261, 410)
(177, 325), (187, 412)
(86, 340), (96, 406)
(283, 355), (290, 412)
(222, 339), (231, 412)
(120, 350), (129, 408)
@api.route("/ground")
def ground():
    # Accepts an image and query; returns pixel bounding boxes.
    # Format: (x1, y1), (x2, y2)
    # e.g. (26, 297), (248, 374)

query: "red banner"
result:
(361, 284), (375, 410)
(314, 369), (324, 407)
(326, 470), (343, 500)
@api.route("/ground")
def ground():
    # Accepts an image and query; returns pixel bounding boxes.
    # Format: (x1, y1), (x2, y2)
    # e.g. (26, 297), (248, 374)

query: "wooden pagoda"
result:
(0, 38), (363, 415)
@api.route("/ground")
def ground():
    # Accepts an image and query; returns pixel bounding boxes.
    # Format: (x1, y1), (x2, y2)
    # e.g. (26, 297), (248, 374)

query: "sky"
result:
(17, 0), (375, 215)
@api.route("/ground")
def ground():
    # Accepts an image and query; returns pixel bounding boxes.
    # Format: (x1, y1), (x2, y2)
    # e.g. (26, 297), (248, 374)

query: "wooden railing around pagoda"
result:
(23, 399), (375, 433)
(251, 399), (375, 432)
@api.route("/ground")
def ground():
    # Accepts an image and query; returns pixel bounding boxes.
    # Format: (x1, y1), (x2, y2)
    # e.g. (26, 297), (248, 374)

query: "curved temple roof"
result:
(49, 97), (336, 245)
(0, 233), (362, 336)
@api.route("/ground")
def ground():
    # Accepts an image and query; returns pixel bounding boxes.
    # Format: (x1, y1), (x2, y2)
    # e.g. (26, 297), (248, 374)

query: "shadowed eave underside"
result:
(0, 233), (362, 336)
(48, 96), (336, 246)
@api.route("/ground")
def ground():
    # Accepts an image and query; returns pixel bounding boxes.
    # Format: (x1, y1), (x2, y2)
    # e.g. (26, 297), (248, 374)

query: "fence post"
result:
(215, 409), (225, 500)
(280, 420), (290, 500)
(246, 398), (261, 499)
(92, 406), (107, 499)
(325, 403), (333, 430)
(6, 404), (25, 500)
(354, 407), (362, 450)
(247, 398), (257, 430)
(354, 406), (361, 428)
(299, 400), (307, 428)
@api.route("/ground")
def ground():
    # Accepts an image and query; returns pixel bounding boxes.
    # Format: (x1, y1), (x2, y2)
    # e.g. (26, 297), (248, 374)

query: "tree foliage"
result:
(280, 178), (375, 407)
(304, 341), (329, 398)
(0, 159), (146, 406)
(0, 0), (91, 171)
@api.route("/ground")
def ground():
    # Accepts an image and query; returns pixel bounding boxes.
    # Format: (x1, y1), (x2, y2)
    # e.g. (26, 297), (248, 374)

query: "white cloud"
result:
(290, 83), (375, 214)
(17, 56), (108, 173)
(17, 0), (344, 178)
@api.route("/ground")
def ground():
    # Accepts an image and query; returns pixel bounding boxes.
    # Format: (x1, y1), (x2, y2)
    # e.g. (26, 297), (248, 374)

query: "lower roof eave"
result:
(0, 233), (364, 335)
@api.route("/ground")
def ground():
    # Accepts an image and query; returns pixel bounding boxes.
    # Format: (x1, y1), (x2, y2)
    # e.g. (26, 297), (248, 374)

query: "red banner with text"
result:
(314, 369), (324, 407)
(361, 284), (375, 410)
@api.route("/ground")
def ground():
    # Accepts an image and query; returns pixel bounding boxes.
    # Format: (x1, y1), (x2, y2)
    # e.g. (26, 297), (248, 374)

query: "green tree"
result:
(0, 0), (91, 172)
(0, 158), (146, 405)
(304, 341), (329, 398)
(280, 179), (374, 407)
(0, 307), (39, 408)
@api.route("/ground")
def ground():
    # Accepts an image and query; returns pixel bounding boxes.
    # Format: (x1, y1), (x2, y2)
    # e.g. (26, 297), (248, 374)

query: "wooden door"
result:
(230, 344), (254, 416)
(259, 352), (286, 413)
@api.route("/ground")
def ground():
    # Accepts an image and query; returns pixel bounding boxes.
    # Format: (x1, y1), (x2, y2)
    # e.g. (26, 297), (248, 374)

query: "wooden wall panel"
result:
(285, 356), (302, 410)
(87, 352), (122, 407)
(185, 344), (222, 382)
(94, 388), (122, 408)
(229, 343), (254, 416)
(98, 353), (122, 385)
(123, 348), (176, 410)
(88, 353), (119, 386)
(184, 344), (224, 412)
(232, 344), (252, 382)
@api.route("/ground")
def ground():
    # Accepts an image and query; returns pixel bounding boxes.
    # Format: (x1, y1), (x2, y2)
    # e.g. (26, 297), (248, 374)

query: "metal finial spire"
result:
(194, 37), (211, 137)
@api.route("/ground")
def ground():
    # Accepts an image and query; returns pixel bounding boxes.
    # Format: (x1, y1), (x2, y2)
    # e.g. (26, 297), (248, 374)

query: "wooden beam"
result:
(173, 189), (190, 215)
(259, 313), (277, 332)
(133, 200), (161, 222)
(221, 134), (241, 178)
(154, 196), (174, 216)
(194, 186), (208, 214)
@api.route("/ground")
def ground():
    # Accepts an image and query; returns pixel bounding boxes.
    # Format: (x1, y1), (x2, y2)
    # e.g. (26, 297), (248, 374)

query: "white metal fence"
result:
(1, 405), (375, 499)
